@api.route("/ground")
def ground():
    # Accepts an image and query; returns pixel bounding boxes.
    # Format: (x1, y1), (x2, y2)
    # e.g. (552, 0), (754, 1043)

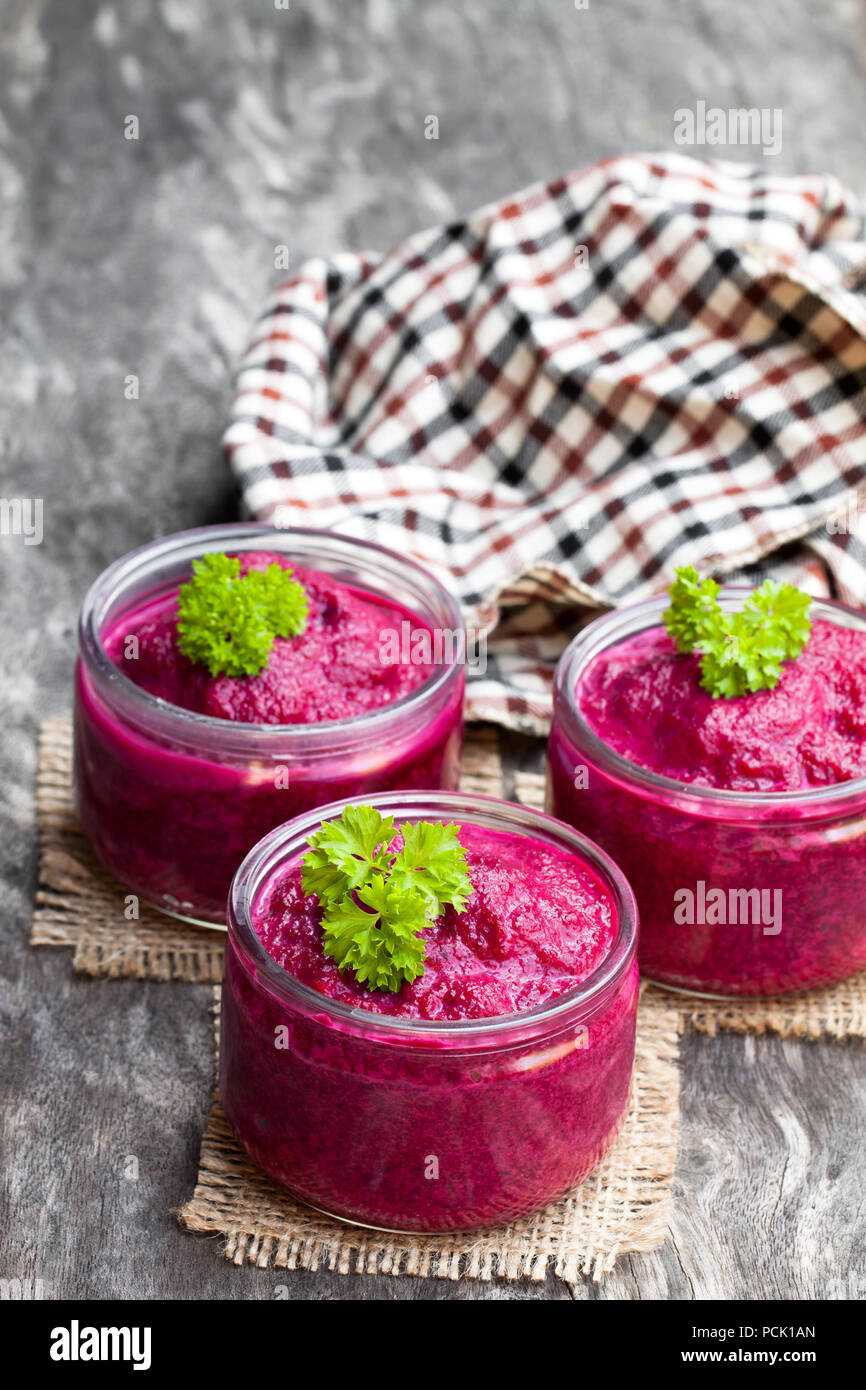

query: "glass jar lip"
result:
(554, 587), (866, 811)
(78, 522), (464, 748)
(227, 790), (639, 1047)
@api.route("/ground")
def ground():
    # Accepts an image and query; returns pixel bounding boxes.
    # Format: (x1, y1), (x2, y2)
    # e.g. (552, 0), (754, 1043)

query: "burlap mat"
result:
(31, 716), (866, 1040)
(177, 983), (678, 1284)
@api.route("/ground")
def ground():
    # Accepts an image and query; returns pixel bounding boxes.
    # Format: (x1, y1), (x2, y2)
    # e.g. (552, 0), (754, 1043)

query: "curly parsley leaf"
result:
(390, 820), (473, 918)
(176, 553), (308, 677)
(663, 565), (722, 654)
(663, 567), (812, 698)
(740, 579), (813, 660)
(301, 807), (472, 992)
(302, 805), (395, 903)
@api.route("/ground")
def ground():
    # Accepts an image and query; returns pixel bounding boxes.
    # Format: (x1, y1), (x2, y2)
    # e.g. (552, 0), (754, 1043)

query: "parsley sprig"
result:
(663, 565), (812, 698)
(177, 553), (308, 677)
(301, 805), (472, 992)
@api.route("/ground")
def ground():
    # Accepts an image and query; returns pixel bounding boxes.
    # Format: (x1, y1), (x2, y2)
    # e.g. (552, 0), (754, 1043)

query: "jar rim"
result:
(226, 790), (639, 1047)
(553, 588), (866, 812)
(78, 523), (465, 752)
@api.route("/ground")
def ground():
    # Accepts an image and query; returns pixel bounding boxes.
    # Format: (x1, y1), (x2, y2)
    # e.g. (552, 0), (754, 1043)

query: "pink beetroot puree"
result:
(106, 552), (436, 723)
(577, 619), (866, 791)
(253, 824), (615, 1020)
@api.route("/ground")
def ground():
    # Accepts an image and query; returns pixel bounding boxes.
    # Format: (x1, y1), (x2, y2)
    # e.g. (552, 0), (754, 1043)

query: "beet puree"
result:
(75, 547), (464, 924)
(220, 818), (638, 1231)
(108, 553), (436, 723)
(578, 620), (866, 791)
(253, 824), (615, 1019)
(549, 601), (866, 996)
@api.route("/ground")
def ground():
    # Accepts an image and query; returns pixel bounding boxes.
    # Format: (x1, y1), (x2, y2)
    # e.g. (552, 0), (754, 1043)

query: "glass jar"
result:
(548, 591), (866, 997)
(221, 791), (639, 1233)
(75, 524), (465, 926)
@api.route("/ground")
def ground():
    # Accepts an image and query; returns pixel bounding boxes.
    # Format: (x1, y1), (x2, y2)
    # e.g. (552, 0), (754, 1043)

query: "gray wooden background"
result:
(2, 0), (865, 1301)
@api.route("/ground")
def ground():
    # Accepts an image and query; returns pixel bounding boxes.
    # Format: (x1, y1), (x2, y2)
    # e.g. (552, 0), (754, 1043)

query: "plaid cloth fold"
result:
(224, 152), (866, 733)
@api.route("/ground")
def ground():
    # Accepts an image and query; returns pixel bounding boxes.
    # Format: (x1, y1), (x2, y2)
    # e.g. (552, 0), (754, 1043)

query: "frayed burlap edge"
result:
(30, 716), (503, 983)
(670, 987), (866, 1041)
(178, 984), (679, 1283)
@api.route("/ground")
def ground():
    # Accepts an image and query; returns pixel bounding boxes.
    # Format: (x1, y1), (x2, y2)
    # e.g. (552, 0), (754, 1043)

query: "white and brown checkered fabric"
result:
(224, 153), (866, 733)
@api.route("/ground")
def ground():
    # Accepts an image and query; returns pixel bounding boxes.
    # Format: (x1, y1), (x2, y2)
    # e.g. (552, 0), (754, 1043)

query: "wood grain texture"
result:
(2, 0), (866, 1301)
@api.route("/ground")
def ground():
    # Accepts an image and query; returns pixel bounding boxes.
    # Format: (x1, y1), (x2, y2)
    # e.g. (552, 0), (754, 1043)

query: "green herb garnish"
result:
(663, 565), (812, 698)
(176, 552), (308, 677)
(301, 805), (472, 992)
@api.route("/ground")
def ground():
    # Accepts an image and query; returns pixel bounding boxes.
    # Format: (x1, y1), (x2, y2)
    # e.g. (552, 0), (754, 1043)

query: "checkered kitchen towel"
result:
(224, 152), (866, 734)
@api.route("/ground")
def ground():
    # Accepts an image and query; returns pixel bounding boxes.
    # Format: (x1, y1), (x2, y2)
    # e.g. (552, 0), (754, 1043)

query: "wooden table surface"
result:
(2, 0), (865, 1301)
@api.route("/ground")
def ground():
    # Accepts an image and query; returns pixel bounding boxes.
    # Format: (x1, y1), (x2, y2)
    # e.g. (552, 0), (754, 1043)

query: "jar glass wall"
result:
(221, 791), (639, 1233)
(548, 593), (866, 997)
(75, 525), (465, 926)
